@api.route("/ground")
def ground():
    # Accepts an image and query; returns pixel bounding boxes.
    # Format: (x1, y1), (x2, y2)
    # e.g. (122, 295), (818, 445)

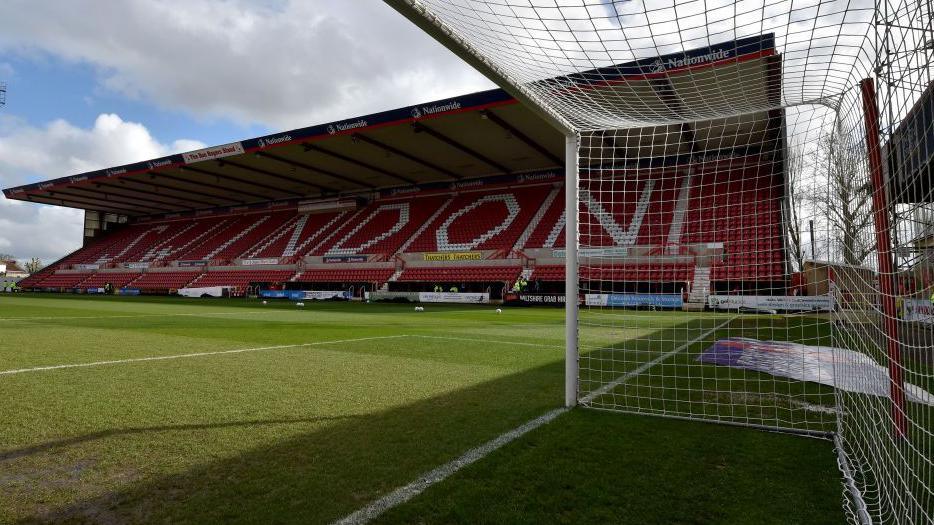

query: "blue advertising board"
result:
(607, 293), (683, 308)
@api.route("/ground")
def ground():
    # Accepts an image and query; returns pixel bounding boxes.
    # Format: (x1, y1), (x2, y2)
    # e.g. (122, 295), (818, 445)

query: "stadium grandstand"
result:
(4, 35), (787, 304)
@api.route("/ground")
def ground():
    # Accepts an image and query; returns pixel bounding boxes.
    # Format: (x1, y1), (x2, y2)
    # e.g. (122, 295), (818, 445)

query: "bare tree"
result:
(24, 258), (43, 274)
(785, 146), (808, 270)
(0, 253), (15, 262)
(805, 130), (875, 267)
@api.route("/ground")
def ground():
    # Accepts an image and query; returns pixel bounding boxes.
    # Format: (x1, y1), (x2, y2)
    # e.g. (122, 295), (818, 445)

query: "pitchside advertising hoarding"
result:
(707, 295), (835, 311)
(902, 298), (934, 323)
(259, 290), (352, 301)
(418, 292), (489, 304)
(585, 293), (683, 308)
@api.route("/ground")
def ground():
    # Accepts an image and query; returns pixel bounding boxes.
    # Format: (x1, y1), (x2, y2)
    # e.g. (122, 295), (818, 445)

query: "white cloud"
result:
(0, 0), (495, 130)
(0, 113), (205, 262)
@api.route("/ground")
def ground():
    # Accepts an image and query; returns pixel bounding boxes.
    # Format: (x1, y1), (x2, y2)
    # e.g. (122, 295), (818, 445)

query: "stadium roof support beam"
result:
(300, 144), (414, 186)
(98, 179), (221, 208)
(46, 188), (175, 213)
(479, 109), (563, 166)
(88, 182), (214, 209)
(178, 166), (300, 199)
(155, 172), (268, 201)
(410, 121), (511, 174)
(351, 133), (461, 180)
(128, 175), (241, 205)
(257, 150), (377, 189)
(218, 158), (334, 194)
(28, 195), (136, 215)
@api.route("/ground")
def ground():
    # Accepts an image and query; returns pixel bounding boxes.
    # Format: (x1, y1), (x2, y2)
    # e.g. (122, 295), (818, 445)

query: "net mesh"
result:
(387, 0), (933, 522)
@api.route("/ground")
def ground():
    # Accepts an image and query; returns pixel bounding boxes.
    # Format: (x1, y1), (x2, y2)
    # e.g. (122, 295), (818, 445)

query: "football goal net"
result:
(384, 1), (933, 523)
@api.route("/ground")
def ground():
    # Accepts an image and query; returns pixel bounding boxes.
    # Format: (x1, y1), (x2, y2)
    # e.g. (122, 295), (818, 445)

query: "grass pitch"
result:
(0, 294), (843, 524)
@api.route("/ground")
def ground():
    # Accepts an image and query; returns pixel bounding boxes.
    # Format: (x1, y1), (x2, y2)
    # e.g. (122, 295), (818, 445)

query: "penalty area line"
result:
(0, 335), (410, 376)
(331, 407), (568, 525)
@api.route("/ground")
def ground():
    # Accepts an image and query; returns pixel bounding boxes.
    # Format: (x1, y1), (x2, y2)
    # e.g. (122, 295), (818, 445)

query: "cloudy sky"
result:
(0, 0), (494, 262)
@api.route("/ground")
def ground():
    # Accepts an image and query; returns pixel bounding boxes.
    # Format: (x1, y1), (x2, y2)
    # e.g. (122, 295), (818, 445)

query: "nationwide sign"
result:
(549, 33), (774, 89)
(423, 251), (483, 261)
(182, 142), (245, 164)
(412, 100), (462, 119)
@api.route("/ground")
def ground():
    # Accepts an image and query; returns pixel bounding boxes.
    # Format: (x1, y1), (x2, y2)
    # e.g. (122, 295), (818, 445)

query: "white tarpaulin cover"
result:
(697, 338), (934, 405)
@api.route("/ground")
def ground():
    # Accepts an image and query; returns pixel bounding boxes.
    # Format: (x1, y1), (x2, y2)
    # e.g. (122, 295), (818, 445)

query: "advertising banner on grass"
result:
(118, 288), (141, 296)
(697, 338), (934, 406)
(585, 293), (683, 308)
(418, 292), (490, 304)
(707, 295), (834, 311)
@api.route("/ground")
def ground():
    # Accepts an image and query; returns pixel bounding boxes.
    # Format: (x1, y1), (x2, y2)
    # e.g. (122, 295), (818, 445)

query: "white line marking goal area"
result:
(331, 319), (736, 525)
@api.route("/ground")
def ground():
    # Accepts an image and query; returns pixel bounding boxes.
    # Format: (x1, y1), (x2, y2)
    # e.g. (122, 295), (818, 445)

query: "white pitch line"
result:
(331, 407), (568, 525)
(581, 316), (737, 404)
(0, 311), (278, 322)
(0, 335), (410, 376)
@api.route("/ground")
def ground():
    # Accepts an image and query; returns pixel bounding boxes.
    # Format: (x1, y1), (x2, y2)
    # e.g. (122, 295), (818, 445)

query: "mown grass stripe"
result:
(0, 335), (410, 376)
(331, 407), (568, 525)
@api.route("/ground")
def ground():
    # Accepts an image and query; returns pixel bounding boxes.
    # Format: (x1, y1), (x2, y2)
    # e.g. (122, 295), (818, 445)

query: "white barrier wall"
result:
(707, 295), (835, 311)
